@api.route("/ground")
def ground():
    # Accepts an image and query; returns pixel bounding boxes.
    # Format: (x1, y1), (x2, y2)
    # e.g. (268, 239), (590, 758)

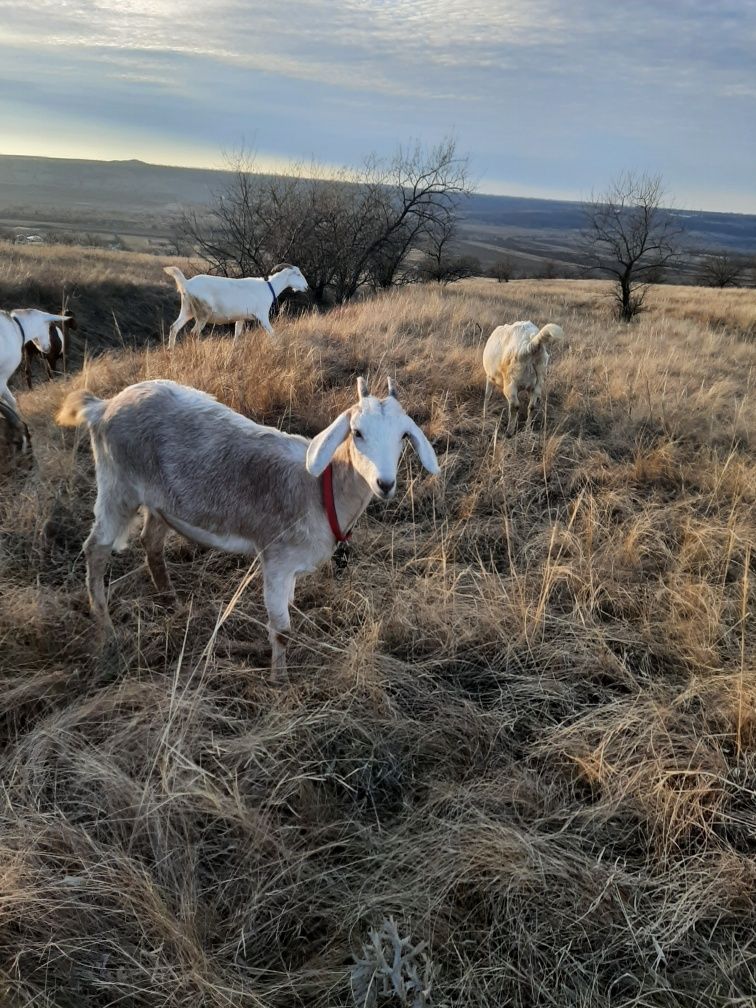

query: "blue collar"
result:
(12, 315), (26, 345)
(266, 280), (278, 310)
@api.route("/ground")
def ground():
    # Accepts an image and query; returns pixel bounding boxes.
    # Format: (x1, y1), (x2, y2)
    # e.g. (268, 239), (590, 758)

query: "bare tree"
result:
(540, 259), (558, 280)
(179, 141), (472, 306)
(698, 250), (748, 288)
(488, 256), (514, 283)
(582, 172), (683, 321)
(417, 214), (480, 284)
(178, 155), (345, 293)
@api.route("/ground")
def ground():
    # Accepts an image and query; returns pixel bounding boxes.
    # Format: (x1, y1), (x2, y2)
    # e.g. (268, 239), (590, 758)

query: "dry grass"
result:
(0, 242), (189, 366)
(1, 267), (755, 1007)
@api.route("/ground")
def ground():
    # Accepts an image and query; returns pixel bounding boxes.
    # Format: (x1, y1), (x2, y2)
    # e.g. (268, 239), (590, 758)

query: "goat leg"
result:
(141, 510), (175, 599)
(263, 565), (295, 681)
(84, 538), (114, 630)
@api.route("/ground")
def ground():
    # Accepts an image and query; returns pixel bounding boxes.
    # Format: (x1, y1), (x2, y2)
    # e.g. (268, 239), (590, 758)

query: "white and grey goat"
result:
(57, 376), (439, 676)
(0, 309), (74, 407)
(163, 263), (309, 347)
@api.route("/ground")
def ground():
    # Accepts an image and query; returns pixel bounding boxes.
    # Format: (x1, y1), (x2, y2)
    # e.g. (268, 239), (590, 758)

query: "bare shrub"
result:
(179, 141), (472, 305)
(417, 215), (481, 284)
(698, 250), (749, 288)
(488, 256), (514, 282)
(583, 172), (684, 321)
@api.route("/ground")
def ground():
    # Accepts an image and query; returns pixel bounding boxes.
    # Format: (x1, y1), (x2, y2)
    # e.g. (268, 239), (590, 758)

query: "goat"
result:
(163, 263), (309, 348)
(0, 309), (73, 408)
(23, 313), (77, 389)
(0, 399), (33, 477)
(57, 376), (439, 677)
(482, 321), (564, 434)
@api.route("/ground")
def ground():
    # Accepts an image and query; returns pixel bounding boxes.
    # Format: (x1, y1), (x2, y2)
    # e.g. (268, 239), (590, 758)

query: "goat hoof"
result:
(93, 635), (128, 684)
(269, 653), (289, 686)
(90, 616), (115, 653)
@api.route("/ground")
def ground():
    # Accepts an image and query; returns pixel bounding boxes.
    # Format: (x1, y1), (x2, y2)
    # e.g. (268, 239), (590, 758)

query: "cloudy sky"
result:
(1, 0), (754, 212)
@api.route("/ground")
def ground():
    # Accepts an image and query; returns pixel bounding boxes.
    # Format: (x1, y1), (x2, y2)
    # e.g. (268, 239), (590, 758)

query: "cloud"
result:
(0, 0), (564, 98)
(0, 0), (753, 211)
(2, 0), (754, 102)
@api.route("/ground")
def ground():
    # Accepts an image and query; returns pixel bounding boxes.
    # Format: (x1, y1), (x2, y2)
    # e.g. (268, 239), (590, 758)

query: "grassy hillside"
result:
(0, 242), (184, 364)
(1, 242), (754, 375)
(1, 265), (754, 1006)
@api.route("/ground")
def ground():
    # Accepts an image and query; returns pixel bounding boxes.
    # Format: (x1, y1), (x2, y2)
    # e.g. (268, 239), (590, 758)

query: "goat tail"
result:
(529, 323), (564, 352)
(56, 389), (106, 428)
(163, 265), (188, 292)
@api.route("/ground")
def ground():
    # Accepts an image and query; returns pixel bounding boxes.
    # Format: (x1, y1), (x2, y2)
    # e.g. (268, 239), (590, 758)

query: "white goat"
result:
(57, 376), (439, 677)
(163, 263), (309, 348)
(482, 320), (564, 434)
(0, 309), (72, 407)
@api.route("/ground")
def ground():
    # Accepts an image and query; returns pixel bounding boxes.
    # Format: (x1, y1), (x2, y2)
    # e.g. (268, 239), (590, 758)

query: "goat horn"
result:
(357, 377), (369, 400)
(386, 376), (399, 399)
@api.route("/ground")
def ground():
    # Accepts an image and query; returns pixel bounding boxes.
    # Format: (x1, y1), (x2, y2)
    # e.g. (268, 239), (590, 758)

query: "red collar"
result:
(321, 464), (351, 542)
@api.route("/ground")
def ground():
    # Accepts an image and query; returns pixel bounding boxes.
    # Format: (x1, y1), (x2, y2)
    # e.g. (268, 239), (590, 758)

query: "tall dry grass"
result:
(0, 242), (188, 365)
(0, 270), (754, 1006)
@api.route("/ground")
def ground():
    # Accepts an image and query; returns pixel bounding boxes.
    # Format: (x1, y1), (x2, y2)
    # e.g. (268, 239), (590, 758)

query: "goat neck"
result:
(267, 270), (291, 299)
(11, 315), (28, 347)
(328, 438), (374, 539)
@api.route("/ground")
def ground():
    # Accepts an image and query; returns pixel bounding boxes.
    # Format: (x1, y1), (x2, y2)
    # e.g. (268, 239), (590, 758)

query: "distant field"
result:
(0, 247), (754, 1006)
(1, 153), (755, 272)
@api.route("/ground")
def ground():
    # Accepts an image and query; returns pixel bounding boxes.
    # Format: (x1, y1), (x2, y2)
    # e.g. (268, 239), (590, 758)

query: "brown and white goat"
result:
(23, 313), (76, 388)
(0, 309), (74, 407)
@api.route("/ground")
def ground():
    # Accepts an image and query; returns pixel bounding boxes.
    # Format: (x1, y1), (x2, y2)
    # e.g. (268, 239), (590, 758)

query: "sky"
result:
(0, 0), (754, 213)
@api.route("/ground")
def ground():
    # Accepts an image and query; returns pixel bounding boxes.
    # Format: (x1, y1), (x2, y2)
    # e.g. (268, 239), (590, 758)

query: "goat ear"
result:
(306, 410), (352, 477)
(404, 418), (439, 475)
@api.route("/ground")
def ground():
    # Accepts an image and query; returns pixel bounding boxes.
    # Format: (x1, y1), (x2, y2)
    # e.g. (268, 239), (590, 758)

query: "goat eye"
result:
(352, 429), (363, 440)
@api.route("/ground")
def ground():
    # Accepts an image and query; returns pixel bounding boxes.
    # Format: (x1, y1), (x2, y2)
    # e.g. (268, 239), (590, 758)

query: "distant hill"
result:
(0, 155), (226, 212)
(456, 192), (756, 274)
(0, 153), (754, 270)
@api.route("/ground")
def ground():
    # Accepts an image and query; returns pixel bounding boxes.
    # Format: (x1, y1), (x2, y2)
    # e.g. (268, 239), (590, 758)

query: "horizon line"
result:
(0, 149), (753, 218)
